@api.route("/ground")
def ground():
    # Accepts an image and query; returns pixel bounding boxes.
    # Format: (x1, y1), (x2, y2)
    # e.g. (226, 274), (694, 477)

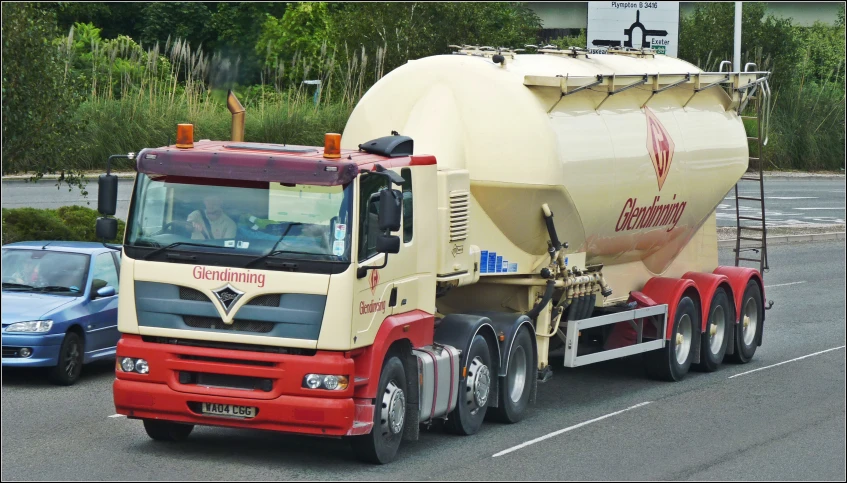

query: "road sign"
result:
(587, 2), (680, 57)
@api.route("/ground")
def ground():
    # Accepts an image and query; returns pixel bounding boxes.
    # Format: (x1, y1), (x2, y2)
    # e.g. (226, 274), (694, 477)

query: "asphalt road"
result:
(2, 176), (844, 227)
(2, 240), (845, 480)
(717, 177), (845, 227)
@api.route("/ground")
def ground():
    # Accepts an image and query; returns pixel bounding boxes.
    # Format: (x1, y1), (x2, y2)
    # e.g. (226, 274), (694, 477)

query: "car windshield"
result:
(125, 174), (354, 263)
(1, 249), (89, 295)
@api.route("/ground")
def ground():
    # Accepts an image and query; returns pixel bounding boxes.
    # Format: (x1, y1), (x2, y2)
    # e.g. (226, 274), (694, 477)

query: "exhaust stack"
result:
(227, 89), (245, 142)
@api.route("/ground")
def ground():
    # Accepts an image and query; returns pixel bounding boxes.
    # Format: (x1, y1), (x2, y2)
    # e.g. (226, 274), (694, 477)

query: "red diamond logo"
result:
(645, 107), (675, 191)
(369, 269), (380, 294)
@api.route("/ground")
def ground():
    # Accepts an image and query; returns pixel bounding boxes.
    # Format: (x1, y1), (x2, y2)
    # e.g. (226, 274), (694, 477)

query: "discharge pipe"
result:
(227, 89), (246, 142)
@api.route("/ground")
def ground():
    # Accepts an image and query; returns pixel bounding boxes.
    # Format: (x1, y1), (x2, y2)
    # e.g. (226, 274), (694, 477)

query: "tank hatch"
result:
(358, 134), (414, 157)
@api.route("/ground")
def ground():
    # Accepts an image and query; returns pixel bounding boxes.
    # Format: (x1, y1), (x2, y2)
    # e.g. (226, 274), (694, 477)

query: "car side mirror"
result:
(378, 189), (402, 232)
(96, 217), (118, 241)
(96, 286), (116, 298)
(98, 174), (118, 216)
(376, 234), (400, 254)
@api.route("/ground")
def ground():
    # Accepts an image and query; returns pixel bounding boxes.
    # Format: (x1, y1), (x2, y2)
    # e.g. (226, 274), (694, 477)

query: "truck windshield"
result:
(125, 174), (354, 265)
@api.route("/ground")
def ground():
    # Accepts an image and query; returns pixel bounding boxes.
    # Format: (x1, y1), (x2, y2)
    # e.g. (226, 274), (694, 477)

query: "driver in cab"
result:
(187, 195), (237, 240)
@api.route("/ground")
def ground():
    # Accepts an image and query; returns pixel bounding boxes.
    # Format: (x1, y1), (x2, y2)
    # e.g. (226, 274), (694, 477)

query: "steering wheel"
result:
(151, 221), (194, 238)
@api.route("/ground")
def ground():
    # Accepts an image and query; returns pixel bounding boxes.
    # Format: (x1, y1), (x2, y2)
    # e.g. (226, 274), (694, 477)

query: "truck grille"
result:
(183, 316), (274, 333)
(449, 190), (469, 242)
(179, 372), (272, 392)
(179, 287), (280, 307)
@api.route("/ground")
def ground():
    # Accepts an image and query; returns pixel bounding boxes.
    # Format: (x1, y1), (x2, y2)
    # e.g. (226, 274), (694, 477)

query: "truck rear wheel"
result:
(694, 288), (731, 372)
(489, 328), (534, 424)
(727, 280), (763, 364)
(143, 420), (194, 442)
(351, 355), (406, 464)
(444, 335), (492, 435)
(645, 296), (698, 382)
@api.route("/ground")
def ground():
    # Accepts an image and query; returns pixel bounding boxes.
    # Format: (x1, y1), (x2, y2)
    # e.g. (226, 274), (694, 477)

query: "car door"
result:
(84, 251), (121, 354)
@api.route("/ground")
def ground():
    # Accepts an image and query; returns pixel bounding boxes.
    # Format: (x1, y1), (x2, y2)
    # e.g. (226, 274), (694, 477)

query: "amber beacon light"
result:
(176, 123), (194, 149)
(324, 133), (341, 159)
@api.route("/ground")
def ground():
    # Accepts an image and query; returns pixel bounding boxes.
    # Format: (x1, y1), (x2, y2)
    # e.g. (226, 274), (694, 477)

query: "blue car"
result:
(2, 241), (122, 385)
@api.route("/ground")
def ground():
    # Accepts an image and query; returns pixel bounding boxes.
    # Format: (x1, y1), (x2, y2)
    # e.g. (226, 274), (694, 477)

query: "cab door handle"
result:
(389, 287), (398, 307)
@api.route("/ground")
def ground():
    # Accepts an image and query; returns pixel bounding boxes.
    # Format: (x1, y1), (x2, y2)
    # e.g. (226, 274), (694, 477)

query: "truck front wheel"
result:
(351, 355), (407, 464)
(142, 419), (194, 442)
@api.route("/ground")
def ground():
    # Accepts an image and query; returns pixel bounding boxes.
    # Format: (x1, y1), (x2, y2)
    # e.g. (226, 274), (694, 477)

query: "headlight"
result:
(5, 320), (53, 333)
(302, 374), (348, 391)
(135, 359), (149, 374)
(120, 357), (135, 372)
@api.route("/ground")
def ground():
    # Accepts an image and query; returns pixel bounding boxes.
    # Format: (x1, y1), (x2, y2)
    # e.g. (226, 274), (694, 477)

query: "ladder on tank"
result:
(733, 64), (771, 273)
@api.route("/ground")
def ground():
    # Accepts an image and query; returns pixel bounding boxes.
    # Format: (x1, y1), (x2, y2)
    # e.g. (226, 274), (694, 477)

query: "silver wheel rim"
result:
(65, 341), (81, 377)
(508, 346), (527, 403)
(709, 305), (727, 355)
(743, 297), (758, 346)
(675, 314), (692, 365)
(466, 356), (490, 415)
(380, 380), (405, 436)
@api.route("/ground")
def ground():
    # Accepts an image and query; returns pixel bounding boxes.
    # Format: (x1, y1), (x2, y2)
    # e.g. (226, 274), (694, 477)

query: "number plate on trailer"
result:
(201, 403), (257, 418)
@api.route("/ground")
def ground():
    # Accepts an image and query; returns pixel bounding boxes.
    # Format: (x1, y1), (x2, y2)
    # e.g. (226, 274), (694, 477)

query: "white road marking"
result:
(491, 401), (652, 458)
(764, 281), (807, 288)
(801, 207), (846, 210)
(766, 196), (818, 200)
(108, 414), (126, 418)
(728, 346), (846, 379)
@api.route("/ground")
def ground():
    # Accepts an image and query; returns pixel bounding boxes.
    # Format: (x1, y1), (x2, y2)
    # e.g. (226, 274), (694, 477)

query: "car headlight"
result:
(5, 320), (53, 333)
(302, 374), (349, 391)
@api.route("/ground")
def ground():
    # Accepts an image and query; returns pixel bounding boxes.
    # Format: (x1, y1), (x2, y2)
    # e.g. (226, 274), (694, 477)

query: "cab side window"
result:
(91, 252), (120, 294)
(358, 174), (389, 261)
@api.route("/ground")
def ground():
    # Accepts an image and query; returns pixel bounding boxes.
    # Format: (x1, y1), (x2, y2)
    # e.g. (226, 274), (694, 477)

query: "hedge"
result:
(1, 205), (125, 245)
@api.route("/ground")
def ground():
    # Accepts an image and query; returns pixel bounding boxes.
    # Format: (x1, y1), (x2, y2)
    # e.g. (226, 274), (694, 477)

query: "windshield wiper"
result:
(144, 242), (231, 260)
(2, 282), (35, 290)
(245, 223), (303, 267)
(33, 286), (80, 293)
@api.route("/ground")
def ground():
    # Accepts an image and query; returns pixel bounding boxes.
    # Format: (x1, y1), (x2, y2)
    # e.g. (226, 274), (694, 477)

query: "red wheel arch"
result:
(640, 277), (700, 339)
(349, 310), (434, 399)
(683, 272), (733, 332)
(712, 266), (764, 324)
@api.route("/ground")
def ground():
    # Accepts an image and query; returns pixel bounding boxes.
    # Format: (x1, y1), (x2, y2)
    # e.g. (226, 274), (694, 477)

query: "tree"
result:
(1, 3), (88, 193)
(139, 2), (213, 51)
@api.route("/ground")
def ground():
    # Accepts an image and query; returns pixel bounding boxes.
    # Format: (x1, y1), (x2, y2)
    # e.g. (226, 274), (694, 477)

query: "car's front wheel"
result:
(48, 332), (84, 386)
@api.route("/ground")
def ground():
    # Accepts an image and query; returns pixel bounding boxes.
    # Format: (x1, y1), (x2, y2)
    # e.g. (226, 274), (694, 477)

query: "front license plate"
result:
(201, 402), (257, 418)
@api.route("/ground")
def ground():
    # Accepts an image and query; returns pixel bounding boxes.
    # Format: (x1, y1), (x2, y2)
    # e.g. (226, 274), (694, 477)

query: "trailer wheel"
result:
(645, 296), (698, 382)
(694, 288), (731, 372)
(351, 355), (406, 464)
(489, 327), (534, 424)
(445, 334), (492, 435)
(727, 280), (763, 364)
(143, 420), (194, 442)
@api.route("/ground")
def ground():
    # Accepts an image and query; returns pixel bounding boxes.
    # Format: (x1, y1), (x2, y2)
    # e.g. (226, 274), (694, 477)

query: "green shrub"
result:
(2, 206), (124, 245)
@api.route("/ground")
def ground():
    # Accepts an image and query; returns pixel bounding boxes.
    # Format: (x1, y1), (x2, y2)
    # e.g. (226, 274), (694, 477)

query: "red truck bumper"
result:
(113, 335), (374, 437)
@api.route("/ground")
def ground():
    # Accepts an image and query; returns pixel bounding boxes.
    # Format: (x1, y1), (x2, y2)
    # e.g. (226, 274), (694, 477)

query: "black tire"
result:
(694, 288), (732, 372)
(489, 328), (535, 424)
(143, 419), (194, 442)
(351, 356), (407, 464)
(48, 332), (84, 386)
(645, 296), (699, 382)
(445, 335), (492, 435)
(727, 280), (763, 364)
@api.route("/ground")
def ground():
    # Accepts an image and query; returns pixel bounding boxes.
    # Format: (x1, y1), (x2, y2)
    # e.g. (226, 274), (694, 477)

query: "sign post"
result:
(587, 2), (681, 57)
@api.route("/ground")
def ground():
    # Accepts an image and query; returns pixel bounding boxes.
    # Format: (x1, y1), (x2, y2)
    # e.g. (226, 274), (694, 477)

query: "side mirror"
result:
(96, 286), (116, 298)
(96, 217), (118, 241)
(376, 234), (400, 254)
(378, 189), (402, 232)
(98, 174), (118, 216)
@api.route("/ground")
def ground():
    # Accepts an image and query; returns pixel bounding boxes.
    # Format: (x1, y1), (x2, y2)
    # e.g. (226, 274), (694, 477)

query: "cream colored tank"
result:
(342, 53), (748, 278)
